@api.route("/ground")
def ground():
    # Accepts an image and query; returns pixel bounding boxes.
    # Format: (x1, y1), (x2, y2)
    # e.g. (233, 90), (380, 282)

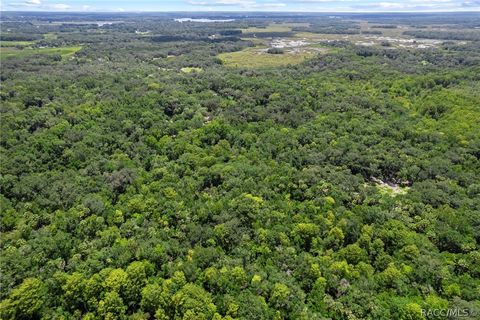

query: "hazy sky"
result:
(2, 0), (480, 12)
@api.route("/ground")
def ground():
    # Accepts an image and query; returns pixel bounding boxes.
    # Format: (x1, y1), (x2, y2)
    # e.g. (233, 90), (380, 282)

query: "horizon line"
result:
(2, 10), (480, 13)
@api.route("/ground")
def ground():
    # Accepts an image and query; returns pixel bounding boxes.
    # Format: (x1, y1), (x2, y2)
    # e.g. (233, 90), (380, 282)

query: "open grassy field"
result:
(218, 47), (318, 68)
(0, 41), (36, 47)
(241, 22), (309, 33)
(43, 33), (58, 40)
(0, 46), (82, 60)
(239, 37), (267, 45)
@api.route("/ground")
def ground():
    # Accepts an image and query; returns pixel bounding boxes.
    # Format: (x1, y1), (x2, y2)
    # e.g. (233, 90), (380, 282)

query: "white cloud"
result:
(295, 0), (353, 2)
(9, 0), (42, 7)
(188, 0), (255, 6)
(377, 2), (408, 9)
(187, 0), (287, 9)
(344, 0), (477, 11)
(250, 2), (287, 8)
(51, 3), (70, 10)
(5, 0), (73, 10)
(4, 0), (480, 12)
(462, 0), (480, 6)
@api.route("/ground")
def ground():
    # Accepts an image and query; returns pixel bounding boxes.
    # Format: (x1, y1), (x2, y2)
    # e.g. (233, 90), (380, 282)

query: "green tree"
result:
(98, 291), (127, 320)
(125, 261), (154, 308)
(0, 278), (47, 320)
(171, 283), (217, 319)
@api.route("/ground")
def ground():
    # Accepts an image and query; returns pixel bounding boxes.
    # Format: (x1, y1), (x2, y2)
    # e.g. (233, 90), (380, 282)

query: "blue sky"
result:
(2, 0), (480, 12)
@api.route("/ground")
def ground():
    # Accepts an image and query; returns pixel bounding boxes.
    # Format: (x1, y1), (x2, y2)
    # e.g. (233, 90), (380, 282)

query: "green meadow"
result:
(218, 47), (318, 68)
(0, 46), (82, 60)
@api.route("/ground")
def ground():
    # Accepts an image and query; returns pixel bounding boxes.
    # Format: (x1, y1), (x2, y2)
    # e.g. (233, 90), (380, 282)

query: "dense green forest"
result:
(0, 12), (479, 320)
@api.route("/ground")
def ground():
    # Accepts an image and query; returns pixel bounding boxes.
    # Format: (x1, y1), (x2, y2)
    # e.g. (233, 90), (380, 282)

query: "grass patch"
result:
(377, 183), (409, 196)
(294, 32), (351, 41)
(0, 41), (35, 47)
(241, 25), (291, 33)
(239, 37), (267, 45)
(218, 47), (317, 68)
(44, 33), (58, 40)
(241, 23), (308, 34)
(181, 67), (203, 73)
(0, 46), (82, 60)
